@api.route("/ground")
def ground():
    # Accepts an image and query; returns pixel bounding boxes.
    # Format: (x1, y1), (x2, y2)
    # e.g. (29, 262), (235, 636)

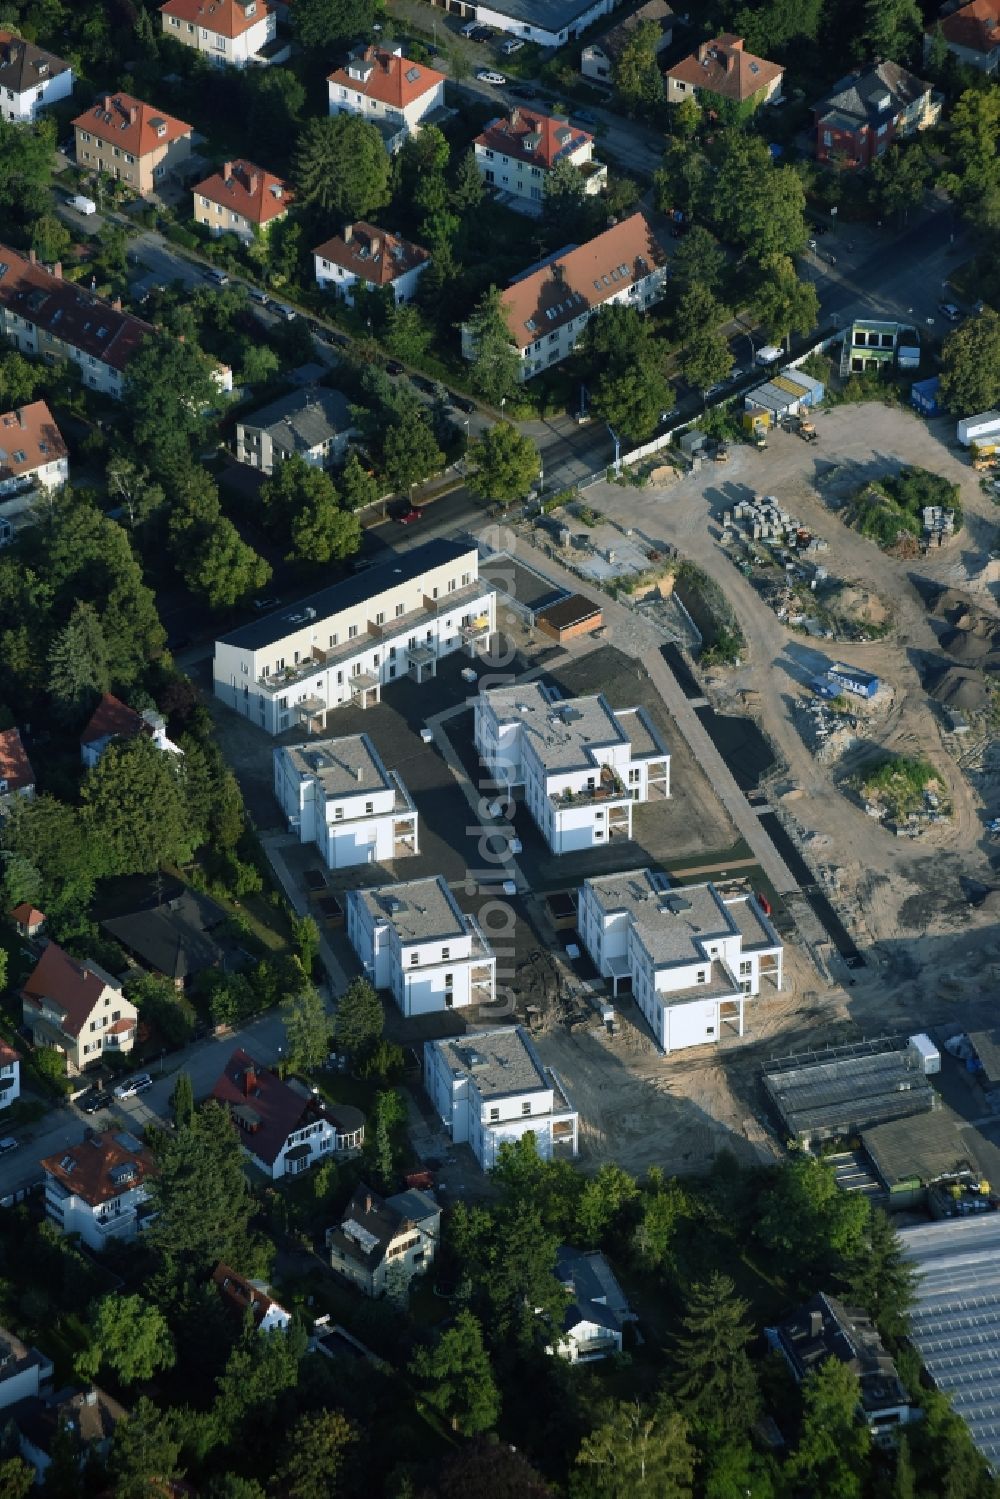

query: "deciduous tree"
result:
(148, 1101), (256, 1286)
(340, 451), (379, 512)
(293, 0), (377, 48)
(383, 415), (443, 492)
(334, 976), (384, 1057)
(613, 20), (664, 115)
(294, 115), (391, 220)
(272, 1410), (358, 1499)
(757, 1156), (870, 1283)
(940, 308), (1000, 415)
(784, 1359), (871, 1499)
(752, 255), (819, 350)
(464, 286), (522, 408)
(81, 736), (196, 876)
(109, 1397), (184, 1499)
(76, 1294), (176, 1385)
(469, 422), (540, 505)
(283, 982), (329, 1072)
(572, 1397), (695, 1498)
(842, 1207), (917, 1343)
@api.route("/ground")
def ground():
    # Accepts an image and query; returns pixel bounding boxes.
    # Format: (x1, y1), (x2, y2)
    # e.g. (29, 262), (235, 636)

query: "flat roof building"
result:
(274, 733), (418, 869)
(347, 876), (495, 1017)
(579, 872), (783, 1054)
(213, 538), (495, 735)
(762, 1038), (936, 1144)
(424, 1025), (578, 1170)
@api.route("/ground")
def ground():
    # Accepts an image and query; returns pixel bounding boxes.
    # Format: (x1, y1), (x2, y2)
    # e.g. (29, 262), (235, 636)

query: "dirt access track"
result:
(580, 402), (1000, 1029)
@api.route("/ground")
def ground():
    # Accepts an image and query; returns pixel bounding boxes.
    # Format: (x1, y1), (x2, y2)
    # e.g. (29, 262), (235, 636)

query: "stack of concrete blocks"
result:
(731, 494), (799, 542)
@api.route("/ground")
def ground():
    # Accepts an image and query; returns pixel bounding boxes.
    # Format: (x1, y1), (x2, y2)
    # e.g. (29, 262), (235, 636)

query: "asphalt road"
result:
(0, 1011), (288, 1200)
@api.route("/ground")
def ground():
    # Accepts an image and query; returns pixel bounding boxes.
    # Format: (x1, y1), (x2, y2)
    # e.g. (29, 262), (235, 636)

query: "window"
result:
(521, 1101), (531, 1116)
(348, 624), (358, 639)
(334, 807), (343, 820)
(329, 633), (338, 647)
(365, 801), (373, 815)
(395, 602), (405, 617)
(739, 960), (752, 976)
(823, 130), (832, 146)
(442, 947), (450, 960)
(462, 572), (471, 585)
(409, 952), (418, 965)
(697, 970), (707, 984)
(489, 1106), (500, 1121)
(376, 610), (385, 624)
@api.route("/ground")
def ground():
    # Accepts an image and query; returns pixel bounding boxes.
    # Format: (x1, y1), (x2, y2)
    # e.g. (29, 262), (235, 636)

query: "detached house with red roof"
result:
(327, 44), (446, 153)
(463, 210), (668, 381)
(926, 0), (1000, 75)
(212, 1048), (365, 1179)
(0, 31), (73, 123)
(80, 694), (182, 769)
(192, 159), (292, 244)
(160, 0), (284, 67)
(0, 247), (152, 399)
(22, 943), (137, 1075)
(212, 1263), (292, 1331)
(313, 222), (430, 306)
(474, 106), (606, 215)
(0, 727), (34, 816)
(0, 400), (68, 499)
(665, 34), (783, 113)
(41, 1129), (155, 1248)
(72, 92), (192, 197)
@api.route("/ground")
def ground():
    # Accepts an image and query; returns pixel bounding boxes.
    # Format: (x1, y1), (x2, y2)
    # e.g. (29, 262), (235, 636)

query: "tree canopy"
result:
(294, 115), (391, 220)
(469, 422), (540, 505)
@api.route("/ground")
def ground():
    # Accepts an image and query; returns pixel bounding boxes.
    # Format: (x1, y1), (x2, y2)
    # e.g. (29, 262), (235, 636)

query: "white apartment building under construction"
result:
(214, 539), (495, 736)
(273, 733), (418, 869)
(578, 872), (783, 1054)
(474, 681), (669, 853)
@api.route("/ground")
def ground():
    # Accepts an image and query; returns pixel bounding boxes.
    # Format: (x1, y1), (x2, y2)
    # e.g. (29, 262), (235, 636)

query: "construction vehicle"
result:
(713, 443), (729, 463)
(798, 420), (818, 443)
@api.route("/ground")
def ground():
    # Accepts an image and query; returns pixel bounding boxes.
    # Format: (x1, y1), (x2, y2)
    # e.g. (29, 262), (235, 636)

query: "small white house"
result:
(550, 1246), (635, 1362)
(424, 1026), (578, 1171)
(273, 734), (418, 869)
(0, 32), (73, 122)
(235, 386), (355, 474)
(578, 873), (784, 1055)
(474, 682), (669, 854)
(212, 1263), (293, 1332)
(0, 400), (68, 496)
(471, 0), (615, 49)
(313, 222), (430, 307)
(0, 1326), (52, 1411)
(474, 107), (606, 215)
(41, 1131), (157, 1250)
(326, 45), (446, 151)
(347, 876), (495, 1017)
(0, 1040), (20, 1110)
(80, 694), (182, 769)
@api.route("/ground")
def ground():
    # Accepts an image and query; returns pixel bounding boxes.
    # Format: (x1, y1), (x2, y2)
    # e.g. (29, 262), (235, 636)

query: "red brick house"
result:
(813, 60), (938, 167)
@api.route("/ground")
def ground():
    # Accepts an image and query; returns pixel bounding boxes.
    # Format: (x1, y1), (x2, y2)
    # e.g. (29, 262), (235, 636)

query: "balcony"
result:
(551, 765), (628, 811)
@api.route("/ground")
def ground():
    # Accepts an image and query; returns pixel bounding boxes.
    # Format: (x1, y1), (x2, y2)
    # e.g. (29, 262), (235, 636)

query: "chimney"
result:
(102, 94), (112, 112)
(697, 40), (710, 61)
(510, 106), (520, 127)
(370, 236), (381, 257)
(53, 261), (62, 280)
(223, 160), (232, 181)
(725, 48), (737, 73)
(355, 766), (364, 782)
(112, 296), (122, 312)
(364, 1193), (373, 1213)
(243, 1065), (257, 1096)
(343, 223), (353, 243)
(128, 105), (138, 125)
(809, 1309), (823, 1339)
(17, 409), (26, 429)
(248, 170), (259, 194)
(28, 248), (36, 264)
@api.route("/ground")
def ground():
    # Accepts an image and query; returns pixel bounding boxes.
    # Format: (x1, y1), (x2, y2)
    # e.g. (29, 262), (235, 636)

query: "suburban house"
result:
(192, 158), (292, 243)
(326, 1183), (441, 1297)
(274, 733), (419, 869)
(10, 1384), (126, 1482)
(0, 726), (35, 814)
(450, 0), (618, 49)
(581, 1), (674, 84)
(80, 693), (181, 768)
(41, 1129), (156, 1248)
(22, 943), (138, 1074)
(464, 211), (669, 381)
(424, 1026), (579, 1170)
(211, 1263), (292, 1331)
(474, 106), (606, 214)
(213, 538), (496, 735)
(0, 400), (68, 496)
(577, 873), (784, 1055)
(813, 61), (938, 166)
(926, 0), (1000, 74)
(665, 34), (783, 111)
(72, 92), (193, 196)
(313, 222), (430, 306)
(235, 386), (355, 473)
(159, 0), (285, 67)
(326, 45), (446, 152)
(212, 1048), (365, 1178)
(0, 1327), (52, 1412)
(474, 682), (670, 854)
(102, 888), (230, 990)
(10, 903), (45, 939)
(0, 31), (72, 122)
(767, 1293), (918, 1443)
(0, 1040), (20, 1110)
(0, 246), (152, 398)
(550, 1246), (635, 1363)
(346, 875), (495, 1016)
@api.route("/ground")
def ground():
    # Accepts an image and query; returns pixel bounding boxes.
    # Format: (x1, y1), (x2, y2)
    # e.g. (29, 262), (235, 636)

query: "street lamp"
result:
(500, 396), (506, 419)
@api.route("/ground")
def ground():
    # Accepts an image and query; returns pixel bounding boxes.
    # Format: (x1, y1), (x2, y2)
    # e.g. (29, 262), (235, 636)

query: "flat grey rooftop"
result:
(613, 705), (668, 761)
(724, 892), (781, 951)
(357, 875), (467, 943)
(585, 871), (738, 967)
(862, 1104), (990, 1189)
(762, 1043), (935, 1141)
(433, 1026), (549, 1098)
(279, 734), (391, 799)
(481, 682), (633, 772)
(480, 553), (565, 613)
(902, 1216), (1000, 1469)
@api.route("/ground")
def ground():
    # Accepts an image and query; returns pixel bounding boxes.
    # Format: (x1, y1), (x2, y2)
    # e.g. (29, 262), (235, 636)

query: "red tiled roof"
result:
(0, 727), (34, 793)
(475, 107), (594, 171)
(666, 33), (782, 103)
(500, 210), (667, 351)
(10, 903), (45, 927)
(22, 942), (121, 1038)
(193, 159), (292, 226)
(0, 244), (152, 374)
(72, 91), (191, 159)
(80, 693), (146, 747)
(160, 0), (272, 37)
(212, 1047), (318, 1166)
(41, 1129), (156, 1206)
(938, 0), (1000, 52)
(313, 222), (429, 287)
(327, 45), (445, 108)
(0, 1039), (18, 1066)
(212, 1261), (284, 1325)
(0, 399), (67, 483)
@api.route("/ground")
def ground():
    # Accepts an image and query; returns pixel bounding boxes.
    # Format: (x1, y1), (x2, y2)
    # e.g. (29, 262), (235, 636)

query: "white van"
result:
(71, 194), (97, 215)
(756, 345), (782, 365)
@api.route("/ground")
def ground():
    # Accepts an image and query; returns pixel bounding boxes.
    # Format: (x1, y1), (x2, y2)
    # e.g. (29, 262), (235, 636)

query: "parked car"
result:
(938, 302), (962, 322)
(476, 69), (507, 84)
(207, 268), (229, 286)
(79, 1089), (113, 1114)
(253, 596), (281, 612)
(499, 37), (524, 53)
(396, 507), (424, 526)
(470, 26), (494, 41)
(411, 374), (436, 395)
(113, 1074), (153, 1101)
(507, 82), (537, 99)
(0, 1138), (19, 1157)
(276, 304), (297, 321)
(248, 287), (269, 306)
(574, 108), (598, 124)
(70, 194), (97, 215)
(660, 407), (679, 424)
(385, 360), (405, 376)
(449, 391), (476, 413)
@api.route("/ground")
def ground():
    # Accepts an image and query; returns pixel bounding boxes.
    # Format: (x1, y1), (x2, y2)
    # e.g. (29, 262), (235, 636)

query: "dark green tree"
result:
(283, 982), (329, 1072)
(171, 1072), (196, 1130)
(0, 116), (55, 221)
(464, 286), (522, 408)
(436, 1440), (554, 1498)
(484, 1199), (565, 1353)
(0, 795), (103, 934)
(893, 1434), (916, 1499)
(0, 1457), (35, 1499)
(668, 226), (726, 297)
(76, 1294), (176, 1385)
(109, 1397), (184, 1499)
(383, 415), (444, 492)
(870, 142), (932, 226)
(294, 115), (391, 220)
(757, 1156), (870, 1283)
(842, 1208), (917, 1343)
(384, 301), (433, 363)
(169, 481), (271, 609)
(713, 134), (808, 260)
(293, 0), (377, 48)
(82, 736), (196, 876)
(632, 1169), (689, 1270)
(860, 0), (923, 62)
(409, 1310), (500, 1434)
(451, 148), (485, 212)
(272, 1410), (358, 1499)
(542, 156), (601, 244)
(671, 1272), (759, 1441)
(148, 1101), (256, 1286)
(334, 976), (384, 1056)
(752, 255), (819, 351)
(214, 1319), (307, 1441)
(784, 1359), (871, 1499)
(469, 422), (540, 505)
(939, 90), (1000, 233)
(340, 451), (379, 512)
(125, 333), (221, 457)
(941, 308), (1000, 415)
(47, 601), (110, 719)
(613, 21), (664, 115)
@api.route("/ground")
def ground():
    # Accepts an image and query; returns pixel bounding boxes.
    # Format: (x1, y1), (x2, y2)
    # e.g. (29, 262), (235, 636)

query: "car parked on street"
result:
(0, 1138), (19, 1157)
(79, 1089), (113, 1114)
(449, 391), (476, 413)
(938, 302), (962, 322)
(207, 268), (229, 286)
(385, 360), (405, 376)
(114, 1074), (153, 1100)
(476, 69), (507, 84)
(507, 82), (537, 99)
(396, 507), (424, 526)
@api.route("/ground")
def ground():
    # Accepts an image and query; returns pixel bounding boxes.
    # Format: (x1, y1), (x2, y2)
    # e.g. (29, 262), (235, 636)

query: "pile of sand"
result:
(928, 665), (989, 714)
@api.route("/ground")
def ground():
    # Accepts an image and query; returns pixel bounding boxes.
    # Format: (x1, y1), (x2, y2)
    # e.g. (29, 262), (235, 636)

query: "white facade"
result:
(327, 48), (446, 148)
(313, 248), (429, 306)
(44, 1176), (150, 1249)
(0, 452), (67, 496)
(347, 876), (496, 1017)
(214, 540), (495, 736)
(475, 683), (669, 854)
(474, 0), (614, 48)
(0, 1049), (20, 1109)
(161, 2), (279, 67)
(474, 117), (605, 215)
(273, 734), (418, 869)
(262, 1115), (347, 1180)
(424, 1026), (579, 1171)
(0, 56), (73, 122)
(578, 873), (784, 1055)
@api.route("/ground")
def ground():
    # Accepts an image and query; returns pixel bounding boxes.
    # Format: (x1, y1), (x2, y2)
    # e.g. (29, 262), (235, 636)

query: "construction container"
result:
(908, 1033), (941, 1075)
(957, 411), (1000, 447)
